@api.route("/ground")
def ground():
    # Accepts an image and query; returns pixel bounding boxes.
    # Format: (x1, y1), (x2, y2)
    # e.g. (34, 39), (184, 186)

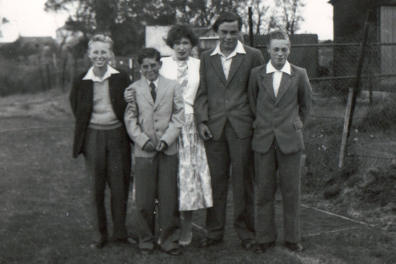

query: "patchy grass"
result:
(1, 92), (395, 263)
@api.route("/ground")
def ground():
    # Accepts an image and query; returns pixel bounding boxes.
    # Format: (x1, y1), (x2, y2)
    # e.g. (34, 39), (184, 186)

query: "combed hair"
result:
(165, 24), (198, 48)
(268, 30), (290, 43)
(88, 34), (114, 50)
(212, 12), (242, 32)
(137, 48), (161, 64)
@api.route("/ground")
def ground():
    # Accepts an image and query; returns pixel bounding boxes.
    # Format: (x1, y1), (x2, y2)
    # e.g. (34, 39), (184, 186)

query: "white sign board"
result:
(145, 26), (173, 57)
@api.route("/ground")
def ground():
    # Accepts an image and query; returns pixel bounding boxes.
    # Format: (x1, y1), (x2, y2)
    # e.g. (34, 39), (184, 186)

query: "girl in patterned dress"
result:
(160, 25), (213, 246)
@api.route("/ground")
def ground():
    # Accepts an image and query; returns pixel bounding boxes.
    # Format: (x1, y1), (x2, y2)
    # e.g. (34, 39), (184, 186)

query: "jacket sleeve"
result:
(194, 54), (208, 124)
(124, 84), (150, 148)
(160, 82), (185, 146)
(248, 68), (259, 117)
(69, 76), (81, 118)
(298, 69), (312, 124)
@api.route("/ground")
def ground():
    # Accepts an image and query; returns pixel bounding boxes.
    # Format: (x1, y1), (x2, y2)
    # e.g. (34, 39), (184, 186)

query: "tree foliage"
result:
(45, 0), (306, 55)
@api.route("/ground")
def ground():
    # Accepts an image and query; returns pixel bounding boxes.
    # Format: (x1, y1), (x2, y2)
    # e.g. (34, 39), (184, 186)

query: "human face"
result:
(173, 37), (193, 61)
(88, 41), (112, 69)
(268, 39), (290, 70)
(140, 57), (162, 81)
(217, 21), (240, 54)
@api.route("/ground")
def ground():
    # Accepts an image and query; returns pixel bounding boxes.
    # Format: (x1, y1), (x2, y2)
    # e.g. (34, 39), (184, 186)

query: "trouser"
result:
(254, 141), (302, 243)
(134, 153), (180, 251)
(83, 127), (131, 240)
(204, 122), (255, 242)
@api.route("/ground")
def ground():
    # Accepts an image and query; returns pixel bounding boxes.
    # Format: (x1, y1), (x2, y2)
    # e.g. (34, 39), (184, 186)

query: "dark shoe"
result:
(198, 238), (223, 248)
(113, 237), (136, 244)
(284, 241), (304, 252)
(90, 238), (108, 249)
(163, 247), (183, 256)
(255, 241), (275, 254)
(241, 239), (256, 250)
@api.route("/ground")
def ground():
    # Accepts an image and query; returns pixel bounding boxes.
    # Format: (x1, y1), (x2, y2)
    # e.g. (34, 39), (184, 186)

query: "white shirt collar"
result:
(210, 40), (246, 57)
(266, 60), (291, 75)
(144, 77), (159, 88)
(83, 65), (119, 82)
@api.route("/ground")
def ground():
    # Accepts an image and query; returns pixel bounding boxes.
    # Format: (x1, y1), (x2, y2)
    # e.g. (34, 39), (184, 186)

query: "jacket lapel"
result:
(275, 68), (294, 104)
(209, 55), (227, 85)
(259, 68), (276, 101)
(140, 79), (155, 106)
(226, 53), (244, 85)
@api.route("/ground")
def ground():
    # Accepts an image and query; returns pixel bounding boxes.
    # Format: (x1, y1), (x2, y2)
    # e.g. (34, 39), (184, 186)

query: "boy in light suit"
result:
(248, 31), (312, 253)
(124, 48), (184, 256)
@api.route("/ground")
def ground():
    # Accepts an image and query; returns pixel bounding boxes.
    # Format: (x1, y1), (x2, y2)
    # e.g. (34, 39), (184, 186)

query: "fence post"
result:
(248, 7), (254, 47)
(338, 87), (354, 168)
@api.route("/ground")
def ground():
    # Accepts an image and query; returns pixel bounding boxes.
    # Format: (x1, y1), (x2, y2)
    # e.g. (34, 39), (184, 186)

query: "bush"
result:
(0, 56), (55, 96)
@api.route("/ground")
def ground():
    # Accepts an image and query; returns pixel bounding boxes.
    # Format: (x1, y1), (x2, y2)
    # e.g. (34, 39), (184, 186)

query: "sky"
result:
(0, 0), (333, 42)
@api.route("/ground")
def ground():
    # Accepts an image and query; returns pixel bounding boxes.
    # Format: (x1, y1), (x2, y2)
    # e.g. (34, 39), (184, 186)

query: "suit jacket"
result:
(248, 63), (312, 154)
(69, 69), (131, 158)
(160, 56), (200, 114)
(194, 45), (265, 140)
(124, 75), (184, 158)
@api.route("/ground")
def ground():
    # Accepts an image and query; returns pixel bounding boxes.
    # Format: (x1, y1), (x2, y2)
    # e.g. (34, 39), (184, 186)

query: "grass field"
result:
(0, 91), (395, 264)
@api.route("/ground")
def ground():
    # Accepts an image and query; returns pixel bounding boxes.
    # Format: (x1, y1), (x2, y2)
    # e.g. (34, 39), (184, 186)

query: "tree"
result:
(0, 17), (9, 38)
(275, 0), (305, 35)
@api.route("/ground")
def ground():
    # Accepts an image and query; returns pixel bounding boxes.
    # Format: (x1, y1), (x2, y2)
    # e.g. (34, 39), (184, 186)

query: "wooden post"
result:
(338, 87), (354, 168)
(248, 7), (254, 47)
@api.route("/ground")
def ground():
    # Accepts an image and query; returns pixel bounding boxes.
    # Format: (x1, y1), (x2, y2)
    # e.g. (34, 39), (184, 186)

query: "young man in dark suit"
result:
(194, 11), (265, 250)
(248, 30), (312, 253)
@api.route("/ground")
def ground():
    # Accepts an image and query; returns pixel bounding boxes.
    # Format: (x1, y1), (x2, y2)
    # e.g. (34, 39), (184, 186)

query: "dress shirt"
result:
(145, 78), (159, 94)
(210, 40), (246, 79)
(266, 61), (291, 97)
(83, 65), (120, 126)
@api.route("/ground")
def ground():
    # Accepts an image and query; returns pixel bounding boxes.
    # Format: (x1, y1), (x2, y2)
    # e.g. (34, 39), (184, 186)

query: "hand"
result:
(198, 123), (213, 141)
(142, 140), (156, 152)
(156, 141), (168, 152)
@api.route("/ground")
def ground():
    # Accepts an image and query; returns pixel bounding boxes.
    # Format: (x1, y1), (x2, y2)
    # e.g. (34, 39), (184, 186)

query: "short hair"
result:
(212, 12), (243, 32)
(88, 34), (114, 51)
(137, 48), (161, 64)
(165, 24), (198, 48)
(268, 30), (290, 44)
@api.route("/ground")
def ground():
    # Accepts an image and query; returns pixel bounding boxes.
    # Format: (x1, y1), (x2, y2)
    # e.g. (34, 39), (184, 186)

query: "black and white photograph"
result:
(0, 0), (395, 263)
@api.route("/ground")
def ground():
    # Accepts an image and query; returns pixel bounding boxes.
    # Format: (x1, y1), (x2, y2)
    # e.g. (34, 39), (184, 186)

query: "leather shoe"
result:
(163, 247), (183, 256)
(284, 241), (304, 252)
(255, 241), (275, 253)
(241, 239), (256, 250)
(90, 238), (107, 249)
(198, 238), (222, 248)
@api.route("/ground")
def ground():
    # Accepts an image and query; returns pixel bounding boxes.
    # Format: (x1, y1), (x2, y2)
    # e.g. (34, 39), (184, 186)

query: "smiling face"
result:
(88, 41), (112, 69)
(140, 57), (162, 81)
(173, 37), (193, 61)
(217, 20), (240, 54)
(268, 39), (290, 70)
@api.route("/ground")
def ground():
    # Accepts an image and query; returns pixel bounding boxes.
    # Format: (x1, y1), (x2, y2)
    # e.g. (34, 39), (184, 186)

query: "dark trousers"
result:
(254, 141), (302, 243)
(134, 153), (179, 251)
(204, 122), (255, 242)
(83, 127), (131, 240)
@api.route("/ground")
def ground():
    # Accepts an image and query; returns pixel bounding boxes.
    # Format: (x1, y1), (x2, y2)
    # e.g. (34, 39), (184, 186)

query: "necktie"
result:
(149, 82), (156, 102)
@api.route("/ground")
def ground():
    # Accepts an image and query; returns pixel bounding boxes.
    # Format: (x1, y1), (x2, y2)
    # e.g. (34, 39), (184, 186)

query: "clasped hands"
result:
(142, 140), (168, 152)
(197, 123), (213, 141)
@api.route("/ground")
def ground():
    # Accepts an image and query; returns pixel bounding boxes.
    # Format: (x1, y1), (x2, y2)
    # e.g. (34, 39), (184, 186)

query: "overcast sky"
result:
(0, 0), (333, 42)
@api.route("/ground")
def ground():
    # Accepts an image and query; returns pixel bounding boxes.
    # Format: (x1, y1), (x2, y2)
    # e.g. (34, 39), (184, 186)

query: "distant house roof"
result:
(329, 0), (396, 6)
(18, 36), (55, 46)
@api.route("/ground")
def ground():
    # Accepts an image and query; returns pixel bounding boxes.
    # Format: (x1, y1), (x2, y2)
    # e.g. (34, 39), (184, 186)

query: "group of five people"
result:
(70, 11), (312, 257)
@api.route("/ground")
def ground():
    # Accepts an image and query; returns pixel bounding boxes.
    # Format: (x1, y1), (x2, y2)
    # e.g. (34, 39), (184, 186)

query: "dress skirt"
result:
(178, 113), (213, 211)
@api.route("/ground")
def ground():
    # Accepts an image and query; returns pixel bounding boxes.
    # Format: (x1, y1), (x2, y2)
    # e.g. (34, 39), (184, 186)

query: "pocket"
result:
(293, 119), (303, 130)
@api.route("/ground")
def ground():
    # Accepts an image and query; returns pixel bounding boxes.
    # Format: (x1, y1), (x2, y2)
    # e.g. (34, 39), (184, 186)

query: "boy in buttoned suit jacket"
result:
(124, 48), (184, 255)
(248, 31), (312, 253)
